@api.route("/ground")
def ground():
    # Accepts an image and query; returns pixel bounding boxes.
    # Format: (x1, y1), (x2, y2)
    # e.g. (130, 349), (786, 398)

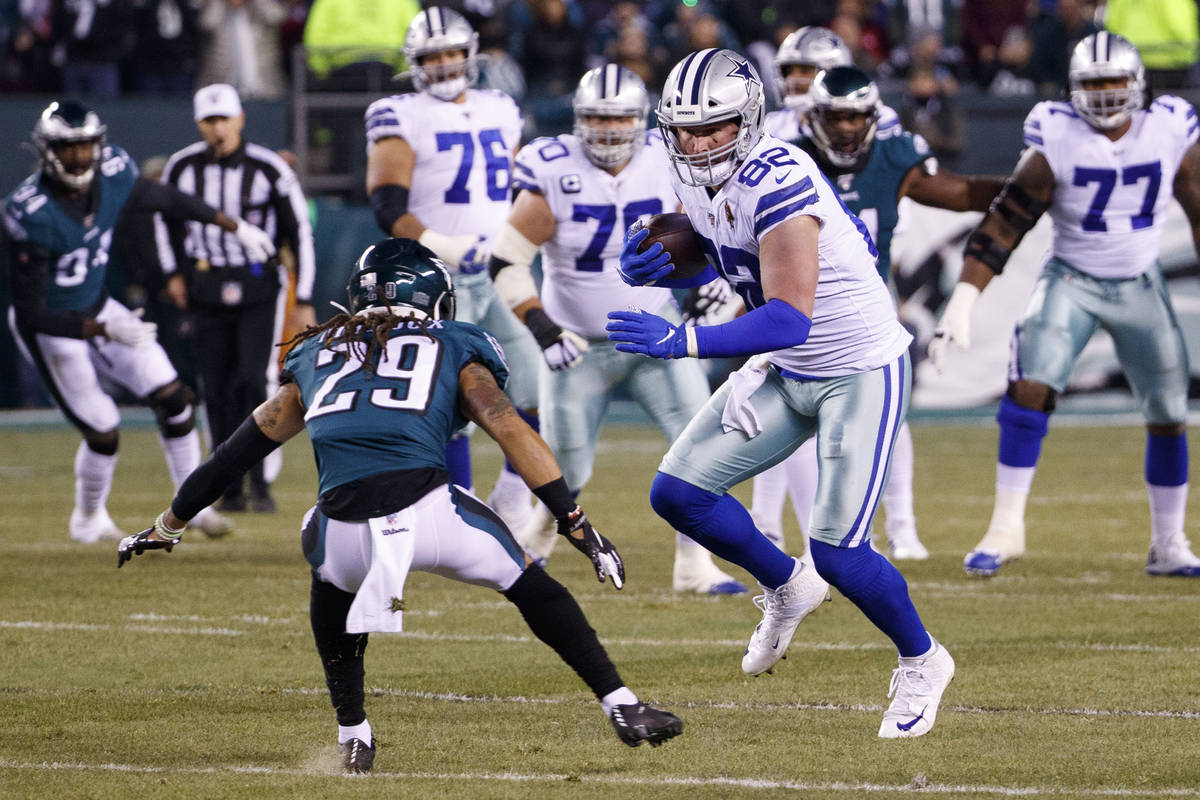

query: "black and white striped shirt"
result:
(154, 141), (315, 306)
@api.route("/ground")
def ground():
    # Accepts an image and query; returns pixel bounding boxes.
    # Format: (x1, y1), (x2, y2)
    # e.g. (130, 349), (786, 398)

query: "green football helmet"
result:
(808, 66), (881, 168)
(346, 238), (456, 320)
(32, 100), (107, 191)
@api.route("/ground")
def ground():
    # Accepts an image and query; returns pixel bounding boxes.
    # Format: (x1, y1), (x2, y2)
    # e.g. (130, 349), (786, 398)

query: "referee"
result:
(155, 83), (316, 513)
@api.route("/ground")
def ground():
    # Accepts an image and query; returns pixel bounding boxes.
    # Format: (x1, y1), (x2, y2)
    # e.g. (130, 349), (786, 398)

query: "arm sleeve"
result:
(692, 298), (812, 358)
(170, 416), (282, 520)
(128, 176), (219, 223)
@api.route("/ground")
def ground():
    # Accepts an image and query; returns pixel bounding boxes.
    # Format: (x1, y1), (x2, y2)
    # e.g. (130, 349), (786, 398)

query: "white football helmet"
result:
(573, 64), (650, 168)
(1069, 31), (1145, 130)
(657, 49), (766, 187)
(32, 100), (107, 191)
(403, 6), (479, 101)
(774, 27), (852, 112)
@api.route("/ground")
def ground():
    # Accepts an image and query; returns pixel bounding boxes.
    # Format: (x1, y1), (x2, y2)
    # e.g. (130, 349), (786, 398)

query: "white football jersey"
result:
(365, 89), (522, 248)
(1026, 96), (1198, 279)
(764, 103), (901, 142)
(512, 132), (678, 338)
(672, 135), (909, 377)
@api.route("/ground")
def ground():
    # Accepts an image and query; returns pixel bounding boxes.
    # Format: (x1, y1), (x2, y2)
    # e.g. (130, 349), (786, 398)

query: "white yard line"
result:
(0, 759), (1197, 796)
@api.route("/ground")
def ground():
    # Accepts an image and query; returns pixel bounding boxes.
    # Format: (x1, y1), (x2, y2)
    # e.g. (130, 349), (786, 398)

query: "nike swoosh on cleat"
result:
(896, 706), (927, 732)
(770, 636), (780, 650)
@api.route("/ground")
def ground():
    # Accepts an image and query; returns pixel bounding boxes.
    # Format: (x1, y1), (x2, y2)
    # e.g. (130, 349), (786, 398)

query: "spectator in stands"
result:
(53, 0), (135, 97)
(1028, 0), (1099, 97)
(987, 25), (1036, 95)
(130, 0), (202, 95)
(900, 66), (967, 166)
(302, 0), (419, 85)
(1105, 0), (1199, 90)
(661, 1), (741, 65)
(514, 0), (588, 133)
(831, 0), (890, 71)
(960, 0), (1028, 89)
(196, 0), (287, 99)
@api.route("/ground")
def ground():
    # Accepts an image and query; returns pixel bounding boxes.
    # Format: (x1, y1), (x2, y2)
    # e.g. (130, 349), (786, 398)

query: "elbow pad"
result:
(488, 224), (542, 309)
(990, 179), (1048, 235)
(370, 185), (409, 235)
(964, 229), (1013, 274)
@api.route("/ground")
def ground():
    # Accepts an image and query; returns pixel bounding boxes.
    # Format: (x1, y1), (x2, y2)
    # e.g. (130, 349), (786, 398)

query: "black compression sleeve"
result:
(171, 416), (281, 520)
(369, 184), (409, 234)
(129, 176), (219, 223)
(532, 476), (576, 518)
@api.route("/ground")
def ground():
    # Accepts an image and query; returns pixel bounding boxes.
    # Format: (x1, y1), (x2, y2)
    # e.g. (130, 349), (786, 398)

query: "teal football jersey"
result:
(801, 132), (930, 281)
(284, 319), (509, 496)
(2, 146), (138, 312)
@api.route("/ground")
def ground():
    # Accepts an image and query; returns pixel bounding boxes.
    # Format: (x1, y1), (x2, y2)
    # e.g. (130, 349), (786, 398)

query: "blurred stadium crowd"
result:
(3, 1), (1199, 136)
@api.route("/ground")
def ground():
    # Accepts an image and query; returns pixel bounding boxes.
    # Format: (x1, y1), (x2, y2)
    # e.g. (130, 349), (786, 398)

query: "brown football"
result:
(635, 212), (711, 280)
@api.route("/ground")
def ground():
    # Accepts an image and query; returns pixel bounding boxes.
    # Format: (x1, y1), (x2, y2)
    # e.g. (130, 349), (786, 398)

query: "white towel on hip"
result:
(721, 355), (770, 438)
(345, 509), (417, 634)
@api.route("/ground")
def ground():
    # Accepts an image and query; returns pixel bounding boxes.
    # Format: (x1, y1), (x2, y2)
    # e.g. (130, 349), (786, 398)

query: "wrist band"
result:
(155, 512), (185, 542)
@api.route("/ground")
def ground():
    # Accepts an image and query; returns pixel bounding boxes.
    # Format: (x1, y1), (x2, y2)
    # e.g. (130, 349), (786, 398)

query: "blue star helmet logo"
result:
(725, 56), (759, 88)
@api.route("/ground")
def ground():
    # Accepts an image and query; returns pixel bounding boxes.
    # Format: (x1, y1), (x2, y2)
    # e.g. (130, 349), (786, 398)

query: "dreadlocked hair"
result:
(278, 307), (438, 377)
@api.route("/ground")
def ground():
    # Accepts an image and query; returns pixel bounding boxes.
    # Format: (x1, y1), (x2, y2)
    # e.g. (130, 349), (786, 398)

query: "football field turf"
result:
(1, 415), (1198, 799)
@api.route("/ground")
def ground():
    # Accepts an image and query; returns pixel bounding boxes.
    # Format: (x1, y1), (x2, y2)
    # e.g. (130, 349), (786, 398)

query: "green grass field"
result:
(2, 417), (1199, 799)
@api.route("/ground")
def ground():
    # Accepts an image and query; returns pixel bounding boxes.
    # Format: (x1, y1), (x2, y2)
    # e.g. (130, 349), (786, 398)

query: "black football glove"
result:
(117, 521), (180, 568)
(557, 506), (625, 590)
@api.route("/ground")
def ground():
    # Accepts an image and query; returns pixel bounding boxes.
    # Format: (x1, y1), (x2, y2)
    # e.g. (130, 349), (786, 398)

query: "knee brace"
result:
(504, 565), (623, 699)
(84, 429), (119, 456)
(151, 384), (196, 438)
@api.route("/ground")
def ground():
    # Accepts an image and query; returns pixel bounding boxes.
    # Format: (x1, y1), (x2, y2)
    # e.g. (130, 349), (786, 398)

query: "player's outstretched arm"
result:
(901, 166), (1007, 213)
(458, 362), (624, 587)
(118, 384), (306, 567)
(928, 149), (1054, 371)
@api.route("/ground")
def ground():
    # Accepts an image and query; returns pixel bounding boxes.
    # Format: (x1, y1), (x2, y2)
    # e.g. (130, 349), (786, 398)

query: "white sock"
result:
(751, 460), (789, 533)
(74, 441), (117, 515)
(674, 533), (720, 571)
(1148, 483), (1188, 547)
(883, 423), (915, 535)
(490, 466), (530, 503)
(601, 686), (638, 716)
(783, 437), (819, 534)
(987, 487), (1029, 534)
(995, 463), (1036, 494)
(338, 719), (373, 745)
(159, 430), (202, 490)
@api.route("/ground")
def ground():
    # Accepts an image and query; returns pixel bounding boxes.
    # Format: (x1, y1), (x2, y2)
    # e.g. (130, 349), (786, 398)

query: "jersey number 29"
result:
(306, 336), (440, 420)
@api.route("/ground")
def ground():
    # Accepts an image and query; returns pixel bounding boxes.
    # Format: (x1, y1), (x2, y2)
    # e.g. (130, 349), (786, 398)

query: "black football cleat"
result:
(609, 703), (683, 747)
(339, 737), (375, 774)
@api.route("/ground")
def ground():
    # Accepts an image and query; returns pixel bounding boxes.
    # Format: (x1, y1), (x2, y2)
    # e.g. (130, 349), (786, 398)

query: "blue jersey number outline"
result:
(737, 147), (798, 188)
(1072, 161), (1162, 232)
(435, 128), (511, 204)
(571, 198), (663, 271)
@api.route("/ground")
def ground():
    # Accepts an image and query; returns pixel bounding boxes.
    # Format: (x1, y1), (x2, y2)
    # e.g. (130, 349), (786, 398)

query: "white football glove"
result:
(927, 283), (981, 373)
(419, 229), (488, 273)
(543, 329), (589, 371)
(232, 217), (277, 263)
(103, 308), (157, 348)
(683, 277), (742, 327)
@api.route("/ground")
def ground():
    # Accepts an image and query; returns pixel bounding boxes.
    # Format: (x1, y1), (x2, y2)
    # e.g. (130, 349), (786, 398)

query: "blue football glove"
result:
(605, 310), (689, 359)
(617, 227), (674, 287)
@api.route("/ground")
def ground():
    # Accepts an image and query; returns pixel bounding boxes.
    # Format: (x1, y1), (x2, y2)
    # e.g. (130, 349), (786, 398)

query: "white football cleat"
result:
(189, 506), (233, 539)
(1145, 531), (1200, 577)
(742, 558), (831, 676)
(515, 503), (559, 565)
(69, 507), (125, 543)
(963, 523), (1025, 577)
(879, 637), (955, 738)
(887, 526), (930, 561)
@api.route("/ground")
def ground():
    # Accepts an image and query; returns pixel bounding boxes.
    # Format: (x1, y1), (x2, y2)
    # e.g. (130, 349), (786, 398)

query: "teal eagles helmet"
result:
(347, 238), (457, 320)
(808, 66), (881, 168)
(32, 100), (107, 191)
